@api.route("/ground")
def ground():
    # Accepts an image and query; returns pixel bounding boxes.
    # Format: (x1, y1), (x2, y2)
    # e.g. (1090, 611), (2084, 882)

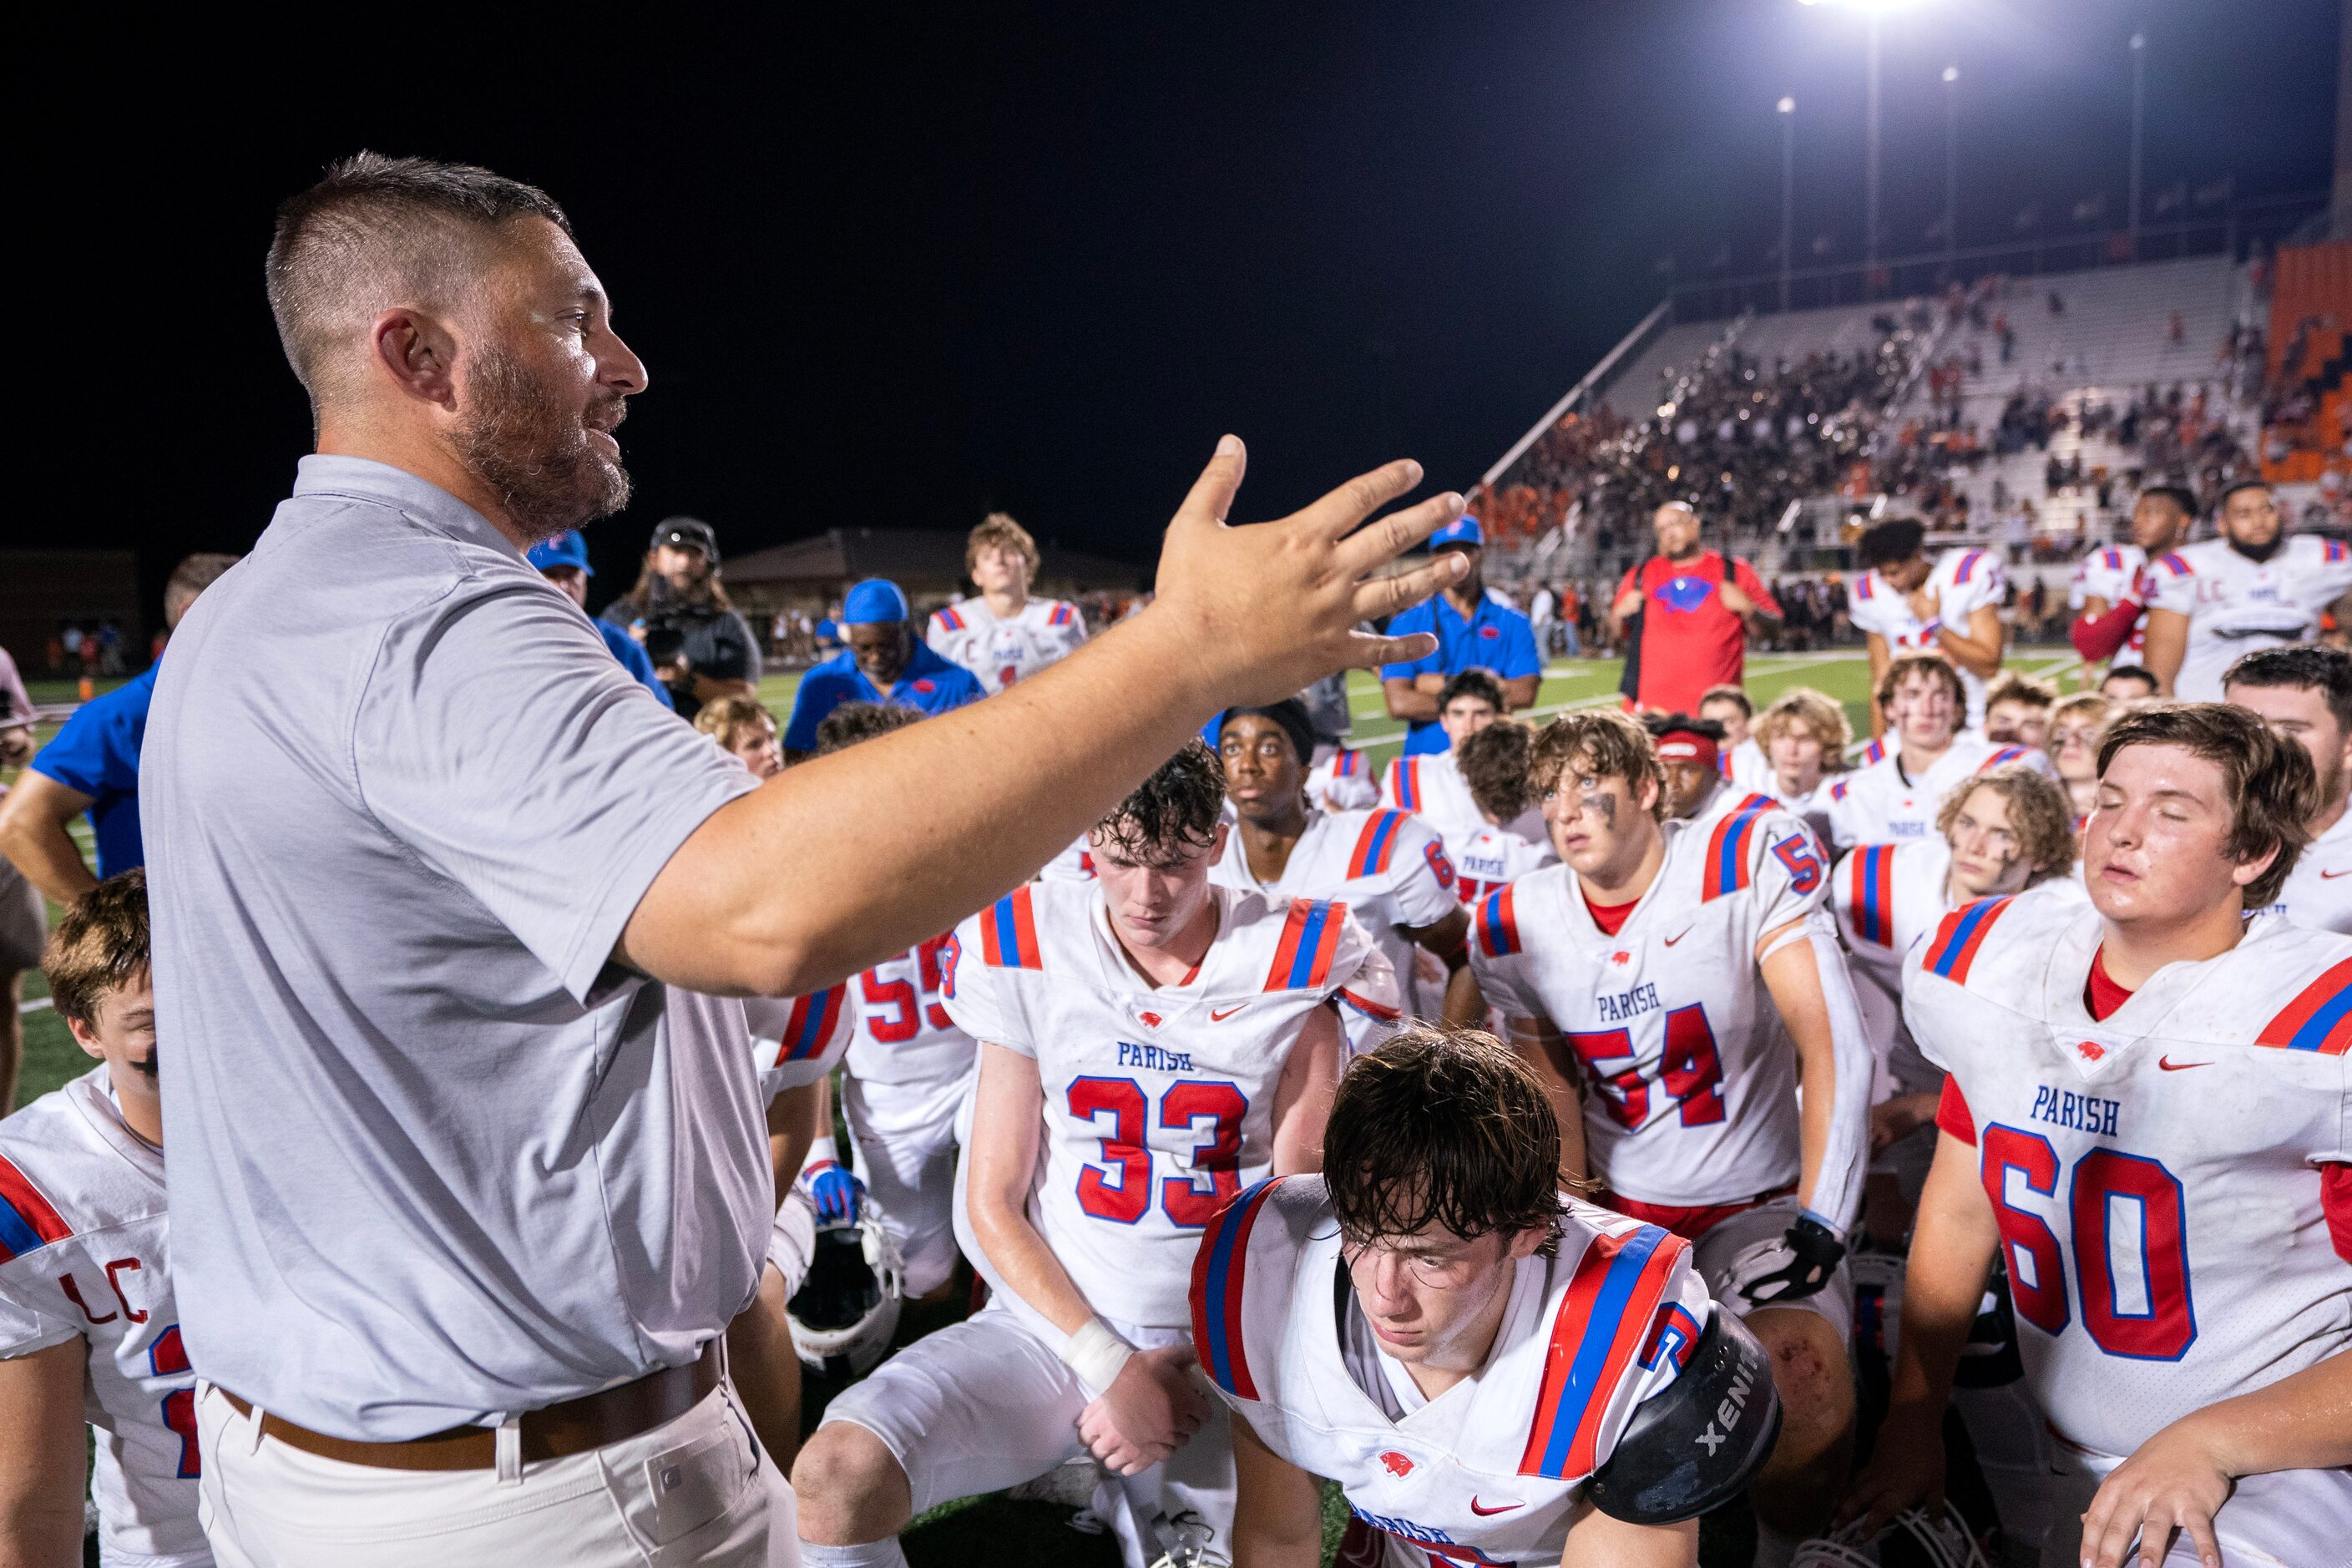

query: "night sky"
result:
(23, 2), (2338, 612)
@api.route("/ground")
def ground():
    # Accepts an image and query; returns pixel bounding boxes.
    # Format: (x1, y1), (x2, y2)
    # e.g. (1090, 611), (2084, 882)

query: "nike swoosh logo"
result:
(2157, 1056), (2211, 1071)
(2324, 868), (2350, 879)
(1209, 1004), (1247, 1022)
(1662, 927), (1694, 946)
(1468, 1498), (1523, 1515)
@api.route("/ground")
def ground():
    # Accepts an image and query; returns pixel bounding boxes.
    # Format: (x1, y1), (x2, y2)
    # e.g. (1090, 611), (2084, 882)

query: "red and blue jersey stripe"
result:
(1191, 1176), (1284, 1399)
(2256, 955), (2352, 1055)
(1476, 884), (1521, 957)
(1347, 812), (1409, 879)
(1923, 895), (2014, 985)
(933, 605), (966, 632)
(1859, 737), (1886, 767)
(979, 886), (1044, 969)
(2101, 548), (2124, 572)
(1849, 845), (1895, 947)
(1854, 574), (1876, 600)
(1265, 898), (1348, 991)
(0, 1155), (71, 1265)
(1519, 1222), (1689, 1480)
(1048, 601), (1076, 627)
(1388, 758), (1423, 812)
(774, 986), (846, 1064)
(1702, 795), (1774, 901)
(1980, 746), (2031, 771)
(1952, 549), (1986, 584)
(2153, 552), (2192, 578)
(1331, 748), (1364, 778)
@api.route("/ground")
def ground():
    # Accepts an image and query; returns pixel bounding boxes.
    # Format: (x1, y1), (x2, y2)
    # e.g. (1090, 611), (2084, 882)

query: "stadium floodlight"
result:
(1941, 64), (1958, 83)
(1778, 99), (1798, 310)
(1778, 95), (1796, 113)
(2128, 32), (2147, 255)
(1941, 67), (1960, 262)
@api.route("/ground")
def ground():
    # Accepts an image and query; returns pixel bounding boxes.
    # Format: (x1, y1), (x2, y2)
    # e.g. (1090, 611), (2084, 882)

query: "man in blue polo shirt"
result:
(783, 578), (984, 759)
(526, 529), (675, 711)
(0, 553), (238, 904)
(1378, 517), (1541, 755)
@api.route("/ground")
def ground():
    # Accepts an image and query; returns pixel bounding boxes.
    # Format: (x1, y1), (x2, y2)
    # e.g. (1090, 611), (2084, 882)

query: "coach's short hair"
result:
(1457, 719), (1537, 822)
(1697, 683), (1753, 720)
(1439, 669), (1505, 715)
(2102, 665), (2159, 700)
(1857, 517), (1926, 571)
(813, 701), (920, 755)
(1753, 686), (1853, 761)
(1985, 670), (2058, 714)
(2223, 645), (2352, 734)
(965, 512), (1039, 574)
(44, 870), (149, 1029)
(1878, 650), (1965, 712)
(1093, 740), (1226, 868)
(695, 694), (777, 753)
(163, 553), (240, 630)
(1937, 765), (2077, 883)
(2096, 703), (2315, 909)
(1530, 710), (1667, 821)
(267, 153), (571, 401)
(1325, 1025), (1565, 1253)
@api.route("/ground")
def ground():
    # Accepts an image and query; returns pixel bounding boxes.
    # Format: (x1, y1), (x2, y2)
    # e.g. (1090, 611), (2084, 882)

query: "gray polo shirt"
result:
(143, 456), (768, 1440)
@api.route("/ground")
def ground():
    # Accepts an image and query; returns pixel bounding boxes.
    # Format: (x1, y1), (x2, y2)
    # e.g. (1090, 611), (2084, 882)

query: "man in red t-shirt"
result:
(1608, 501), (1781, 713)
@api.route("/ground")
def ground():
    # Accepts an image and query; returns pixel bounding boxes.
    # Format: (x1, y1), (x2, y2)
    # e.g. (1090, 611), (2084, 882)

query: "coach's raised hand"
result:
(626, 437), (1472, 996)
(1151, 436), (1465, 705)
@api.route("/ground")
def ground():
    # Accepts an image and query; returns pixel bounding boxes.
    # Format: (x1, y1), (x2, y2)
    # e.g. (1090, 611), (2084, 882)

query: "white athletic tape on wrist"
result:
(1060, 1318), (1136, 1399)
(802, 1135), (841, 1178)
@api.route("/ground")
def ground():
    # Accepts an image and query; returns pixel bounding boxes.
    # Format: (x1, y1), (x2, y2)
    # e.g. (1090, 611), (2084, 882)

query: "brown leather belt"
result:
(217, 1339), (723, 1471)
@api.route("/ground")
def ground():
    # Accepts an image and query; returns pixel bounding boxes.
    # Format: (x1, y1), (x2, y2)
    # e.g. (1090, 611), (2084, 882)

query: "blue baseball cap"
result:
(527, 530), (594, 575)
(841, 579), (911, 625)
(1429, 516), (1485, 553)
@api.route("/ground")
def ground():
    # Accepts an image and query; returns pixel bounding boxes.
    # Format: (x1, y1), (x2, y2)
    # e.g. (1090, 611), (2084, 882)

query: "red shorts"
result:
(1601, 1182), (1798, 1241)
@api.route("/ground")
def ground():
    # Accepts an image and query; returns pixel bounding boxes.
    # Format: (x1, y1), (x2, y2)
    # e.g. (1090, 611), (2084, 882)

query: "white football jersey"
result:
(1039, 836), (1097, 883)
(941, 881), (1390, 1328)
(844, 933), (978, 1085)
(743, 987), (853, 1102)
(1310, 746), (1380, 813)
(924, 595), (1088, 691)
(1825, 736), (2055, 850)
(1452, 824), (1558, 907)
(1383, 750), (1549, 901)
(2070, 544), (2149, 661)
(1902, 888), (2352, 1460)
(1193, 1176), (1720, 1565)
(1831, 839), (1956, 1099)
(1845, 548), (2007, 726)
(1724, 738), (1772, 794)
(0, 1070), (208, 1567)
(1469, 799), (1832, 1211)
(2141, 534), (2352, 701)
(2261, 807), (2352, 935)
(1210, 807), (1460, 1018)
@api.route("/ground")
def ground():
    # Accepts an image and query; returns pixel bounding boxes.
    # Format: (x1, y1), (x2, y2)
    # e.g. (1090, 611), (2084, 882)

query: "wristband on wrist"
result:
(1060, 1317), (1136, 1399)
(801, 1135), (840, 1180)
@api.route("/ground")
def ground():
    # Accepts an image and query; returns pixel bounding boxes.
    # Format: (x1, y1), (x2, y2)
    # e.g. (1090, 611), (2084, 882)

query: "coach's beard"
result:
(453, 348), (632, 544)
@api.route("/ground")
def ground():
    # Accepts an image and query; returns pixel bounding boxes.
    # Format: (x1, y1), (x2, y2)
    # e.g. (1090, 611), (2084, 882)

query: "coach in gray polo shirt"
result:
(140, 154), (1462, 1565)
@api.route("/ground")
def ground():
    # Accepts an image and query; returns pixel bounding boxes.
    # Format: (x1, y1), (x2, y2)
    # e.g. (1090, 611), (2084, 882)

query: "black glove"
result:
(1741, 1214), (1846, 1307)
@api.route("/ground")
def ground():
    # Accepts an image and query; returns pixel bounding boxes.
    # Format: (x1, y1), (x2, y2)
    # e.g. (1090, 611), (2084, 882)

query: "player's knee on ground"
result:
(792, 1419), (913, 1544)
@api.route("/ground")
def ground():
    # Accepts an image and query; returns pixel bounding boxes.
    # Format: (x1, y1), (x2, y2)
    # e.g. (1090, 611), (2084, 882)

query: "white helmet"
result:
(786, 1211), (904, 1378)
(1792, 1505), (1990, 1568)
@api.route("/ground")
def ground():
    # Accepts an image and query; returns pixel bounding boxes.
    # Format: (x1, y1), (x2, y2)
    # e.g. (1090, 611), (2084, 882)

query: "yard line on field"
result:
(18, 997), (51, 1015)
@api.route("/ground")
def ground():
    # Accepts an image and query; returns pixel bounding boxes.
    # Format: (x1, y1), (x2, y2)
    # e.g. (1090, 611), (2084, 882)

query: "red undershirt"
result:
(2084, 944), (2134, 1021)
(1581, 886), (1636, 936)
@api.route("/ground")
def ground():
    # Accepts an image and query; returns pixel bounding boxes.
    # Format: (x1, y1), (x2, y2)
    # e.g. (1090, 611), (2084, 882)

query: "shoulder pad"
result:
(1839, 844), (1899, 948)
(2254, 951), (2352, 1055)
(1698, 794), (1782, 903)
(1345, 811), (1413, 879)
(929, 605), (964, 633)
(1190, 1176), (1323, 1399)
(1262, 898), (1353, 993)
(0, 1152), (76, 1264)
(1917, 894), (2019, 985)
(1046, 600), (1079, 627)
(1520, 1222), (1692, 1483)
(1473, 882), (1523, 959)
(1586, 1306), (1782, 1525)
(973, 886), (1044, 970)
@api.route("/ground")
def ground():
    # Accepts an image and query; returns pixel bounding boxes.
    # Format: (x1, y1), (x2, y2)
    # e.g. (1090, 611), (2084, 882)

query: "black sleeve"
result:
(698, 613), (761, 683)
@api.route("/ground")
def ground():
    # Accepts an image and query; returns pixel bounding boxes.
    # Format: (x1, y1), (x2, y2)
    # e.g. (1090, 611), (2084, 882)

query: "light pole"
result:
(1779, 96), (1797, 311)
(1864, 11), (1883, 277)
(1942, 66), (1960, 267)
(2128, 31), (2147, 257)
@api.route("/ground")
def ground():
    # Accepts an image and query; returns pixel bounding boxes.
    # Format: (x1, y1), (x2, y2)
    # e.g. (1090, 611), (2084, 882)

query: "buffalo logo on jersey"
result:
(1378, 1449), (1414, 1478)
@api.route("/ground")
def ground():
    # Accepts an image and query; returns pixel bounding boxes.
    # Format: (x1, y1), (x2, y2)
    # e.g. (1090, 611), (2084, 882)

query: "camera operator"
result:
(600, 515), (761, 720)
